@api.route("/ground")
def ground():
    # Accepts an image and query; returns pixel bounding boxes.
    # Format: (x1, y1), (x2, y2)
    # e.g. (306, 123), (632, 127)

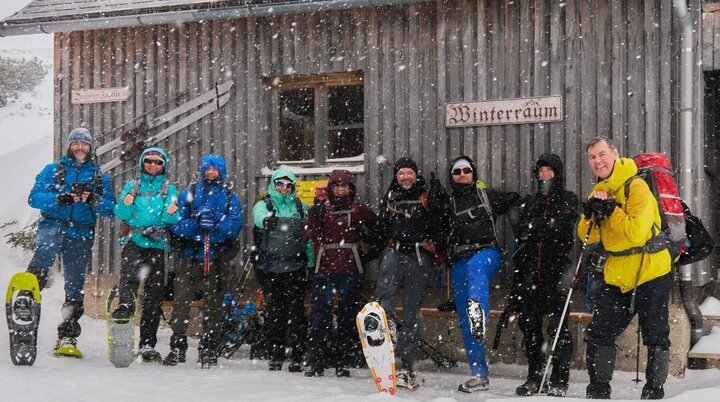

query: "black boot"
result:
(27, 266), (48, 290)
(163, 333), (188, 366)
(641, 347), (669, 400)
(586, 343), (615, 399)
(57, 302), (84, 339)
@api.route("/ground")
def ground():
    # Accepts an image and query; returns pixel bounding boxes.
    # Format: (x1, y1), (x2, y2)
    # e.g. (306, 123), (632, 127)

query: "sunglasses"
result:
(452, 167), (473, 175)
(143, 158), (165, 166)
(274, 180), (295, 189)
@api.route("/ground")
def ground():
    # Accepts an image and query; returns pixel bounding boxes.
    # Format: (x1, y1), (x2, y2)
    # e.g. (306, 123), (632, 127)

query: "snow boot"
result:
(268, 359), (283, 371)
(111, 303), (133, 324)
(458, 376), (489, 393)
(586, 343), (615, 399)
(54, 336), (83, 358)
(139, 345), (162, 363)
(198, 347), (218, 367)
(641, 347), (669, 400)
(547, 383), (568, 397)
(515, 379), (547, 396)
(304, 366), (325, 377)
(466, 299), (486, 340)
(288, 361), (303, 373)
(396, 369), (420, 389)
(163, 334), (188, 366)
(26, 266), (48, 290)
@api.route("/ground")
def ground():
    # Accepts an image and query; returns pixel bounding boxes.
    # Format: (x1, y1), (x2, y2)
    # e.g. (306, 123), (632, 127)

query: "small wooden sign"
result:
(71, 87), (131, 104)
(445, 95), (563, 128)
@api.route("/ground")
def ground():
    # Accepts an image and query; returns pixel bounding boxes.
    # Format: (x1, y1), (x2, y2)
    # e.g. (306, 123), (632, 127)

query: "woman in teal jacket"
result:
(252, 168), (313, 372)
(112, 147), (180, 362)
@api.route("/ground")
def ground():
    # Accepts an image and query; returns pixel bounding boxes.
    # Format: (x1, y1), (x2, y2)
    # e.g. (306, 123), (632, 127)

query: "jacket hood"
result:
(200, 154), (227, 183)
(328, 169), (355, 206)
(534, 153), (564, 194)
(268, 167), (298, 200)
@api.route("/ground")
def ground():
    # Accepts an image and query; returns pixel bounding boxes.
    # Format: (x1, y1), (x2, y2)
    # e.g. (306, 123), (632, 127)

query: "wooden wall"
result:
(52, 0), (711, 279)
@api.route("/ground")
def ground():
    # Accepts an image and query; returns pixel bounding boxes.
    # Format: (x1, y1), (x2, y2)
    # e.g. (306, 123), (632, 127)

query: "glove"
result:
(196, 206), (216, 231)
(583, 197), (617, 222)
(263, 216), (278, 231)
(58, 193), (75, 206)
(85, 192), (99, 206)
(427, 171), (446, 207)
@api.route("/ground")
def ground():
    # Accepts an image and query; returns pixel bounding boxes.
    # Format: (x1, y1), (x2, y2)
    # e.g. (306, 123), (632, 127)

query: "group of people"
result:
(20, 128), (672, 400)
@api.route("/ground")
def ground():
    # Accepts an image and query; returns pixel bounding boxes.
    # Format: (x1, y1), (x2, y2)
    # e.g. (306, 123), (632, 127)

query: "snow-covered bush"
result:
(2, 220), (36, 252)
(0, 56), (47, 107)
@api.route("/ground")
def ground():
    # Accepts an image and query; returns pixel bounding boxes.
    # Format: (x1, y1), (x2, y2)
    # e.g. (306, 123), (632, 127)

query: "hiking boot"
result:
(547, 384), (568, 397)
(396, 369), (420, 389)
(335, 367), (350, 377)
(163, 348), (186, 366)
(458, 376), (489, 393)
(641, 384), (665, 400)
(288, 361), (303, 373)
(304, 367), (324, 377)
(268, 360), (283, 371)
(139, 345), (162, 363)
(586, 382), (611, 399)
(466, 299), (486, 340)
(516, 379), (541, 396)
(111, 303), (133, 324)
(53, 336), (82, 358)
(198, 348), (218, 367)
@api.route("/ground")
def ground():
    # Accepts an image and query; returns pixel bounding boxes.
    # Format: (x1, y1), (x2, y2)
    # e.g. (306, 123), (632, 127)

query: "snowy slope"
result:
(2, 0), (720, 401)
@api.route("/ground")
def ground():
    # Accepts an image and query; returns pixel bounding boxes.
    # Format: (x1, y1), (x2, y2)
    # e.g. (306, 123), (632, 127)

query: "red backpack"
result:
(625, 153), (686, 259)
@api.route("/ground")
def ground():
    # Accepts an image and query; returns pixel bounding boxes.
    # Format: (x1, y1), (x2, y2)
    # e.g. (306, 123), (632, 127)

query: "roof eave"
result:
(0, 0), (431, 37)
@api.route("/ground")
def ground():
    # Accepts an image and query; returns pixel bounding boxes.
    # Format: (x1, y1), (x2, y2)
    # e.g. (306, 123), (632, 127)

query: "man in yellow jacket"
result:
(579, 136), (672, 400)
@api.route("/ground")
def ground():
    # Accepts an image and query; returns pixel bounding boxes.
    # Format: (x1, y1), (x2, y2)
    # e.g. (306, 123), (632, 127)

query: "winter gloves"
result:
(582, 197), (617, 223)
(57, 193), (75, 206)
(197, 206), (217, 231)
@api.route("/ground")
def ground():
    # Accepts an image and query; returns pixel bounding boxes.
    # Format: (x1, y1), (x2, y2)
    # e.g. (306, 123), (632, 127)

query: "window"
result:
(271, 71), (364, 164)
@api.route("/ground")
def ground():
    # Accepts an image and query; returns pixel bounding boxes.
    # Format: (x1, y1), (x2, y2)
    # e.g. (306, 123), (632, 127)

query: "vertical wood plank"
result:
(644, 0), (659, 151)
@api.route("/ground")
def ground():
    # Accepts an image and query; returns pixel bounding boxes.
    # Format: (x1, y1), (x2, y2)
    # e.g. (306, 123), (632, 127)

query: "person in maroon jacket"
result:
(301, 169), (378, 377)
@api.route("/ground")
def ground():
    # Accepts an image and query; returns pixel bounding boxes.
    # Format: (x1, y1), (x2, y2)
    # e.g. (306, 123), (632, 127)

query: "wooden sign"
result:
(295, 179), (327, 205)
(445, 95), (563, 128)
(71, 87), (131, 104)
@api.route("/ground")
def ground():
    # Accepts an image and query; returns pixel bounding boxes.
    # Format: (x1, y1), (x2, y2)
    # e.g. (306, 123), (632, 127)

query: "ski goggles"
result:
(274, 180), (295, 189)
(451, 167), (473, 175)
(143, 158), (165, 166)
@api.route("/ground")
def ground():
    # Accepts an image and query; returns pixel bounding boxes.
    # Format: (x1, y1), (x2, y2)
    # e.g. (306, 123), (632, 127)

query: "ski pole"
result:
(201, 231), (211, 368)
(539, 219), (596, 393)
(634, 327), (642, 384)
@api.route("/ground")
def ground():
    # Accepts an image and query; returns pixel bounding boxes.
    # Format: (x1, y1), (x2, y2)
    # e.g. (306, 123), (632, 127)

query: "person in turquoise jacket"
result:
(112, 147), (180, 362)
(252, 168), (313, 372)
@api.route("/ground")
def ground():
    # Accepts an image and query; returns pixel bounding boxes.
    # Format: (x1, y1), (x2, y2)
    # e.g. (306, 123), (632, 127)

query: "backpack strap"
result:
(294, 197), (305, 218)
(54, 162), (66, 188)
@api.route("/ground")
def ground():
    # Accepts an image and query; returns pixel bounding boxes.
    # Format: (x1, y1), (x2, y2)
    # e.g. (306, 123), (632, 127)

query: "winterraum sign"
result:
(71, 87), (132, 104)
(445, 95), (563, 128)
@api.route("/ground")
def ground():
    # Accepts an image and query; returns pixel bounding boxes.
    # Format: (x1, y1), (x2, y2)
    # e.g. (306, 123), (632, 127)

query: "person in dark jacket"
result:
(252, 168), (313, 372)
(512, 153), (578, 397)
(301, 169), (378, 377)
(445, 155), (519, 393)
(163, 154), (244, 366)
(113, 147), (180, 362)
(24, 127), (115, 357)
(374, 157), (447, 389)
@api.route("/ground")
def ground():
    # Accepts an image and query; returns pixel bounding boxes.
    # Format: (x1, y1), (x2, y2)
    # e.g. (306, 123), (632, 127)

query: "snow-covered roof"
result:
(0, 0), (429, 37)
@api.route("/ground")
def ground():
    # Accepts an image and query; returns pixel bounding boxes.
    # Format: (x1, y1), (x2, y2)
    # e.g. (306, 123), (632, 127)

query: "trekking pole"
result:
(201, 231), (211, 369)
(539, 219), (596, 393)
(634, 327), (642, 384)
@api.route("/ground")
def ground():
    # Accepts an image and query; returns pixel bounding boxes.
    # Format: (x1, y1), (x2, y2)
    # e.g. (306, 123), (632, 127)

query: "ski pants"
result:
(451, 246), (501, 378)
(375, 249), (433, 369)
(585, 273), (672, 385)
(28, 221), (93, 338)
(256, 268), (308, 362)
(118, 241), (165, 348)
(307, 272), (364, 369)
(169, 249), (233, 349)
(517, 280), (573, 386)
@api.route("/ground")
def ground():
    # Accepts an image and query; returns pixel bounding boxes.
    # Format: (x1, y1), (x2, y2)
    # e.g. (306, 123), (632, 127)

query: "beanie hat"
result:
(67, 127), (93, 148)
(393, 157), (418, 175)
(452, 158), (472, 171)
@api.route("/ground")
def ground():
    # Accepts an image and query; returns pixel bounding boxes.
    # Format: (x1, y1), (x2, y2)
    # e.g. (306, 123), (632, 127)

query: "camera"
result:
(71, 182), (93, 194)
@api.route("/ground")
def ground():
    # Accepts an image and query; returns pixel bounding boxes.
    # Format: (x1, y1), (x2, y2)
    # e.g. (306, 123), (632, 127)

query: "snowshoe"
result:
(5, 272), (42, 366)
(304, 367), (324, 377)
(547, 384), (568, 397)
(54, 336), (83, 358)
(516, 379), (548, 396)
(106, 285), (135, 367)
(268, 359), (283, 371)
(356, 302), (396, 394)
(163, 348), (186, 366)
(111, 303), (133, 324)
(466, 299), (486, 340)
(458, 376), (489, 393)
(396, 369), (422, 390)
(199, 348), (218, 368)
(288, 361), (303, 373)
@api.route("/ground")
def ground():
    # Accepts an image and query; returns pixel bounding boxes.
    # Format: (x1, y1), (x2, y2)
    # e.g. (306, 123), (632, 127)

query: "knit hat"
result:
(393, 157), (418, 175)
(67, 127), (93, 148)
(452, 158), (472, 171)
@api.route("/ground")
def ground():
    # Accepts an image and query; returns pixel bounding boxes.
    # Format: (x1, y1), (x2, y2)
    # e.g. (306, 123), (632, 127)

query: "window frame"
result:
(268, 71), (364, 166)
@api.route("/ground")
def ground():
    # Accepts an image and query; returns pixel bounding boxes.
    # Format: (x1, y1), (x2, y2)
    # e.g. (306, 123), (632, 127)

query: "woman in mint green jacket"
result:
(112, 147), (180, 362)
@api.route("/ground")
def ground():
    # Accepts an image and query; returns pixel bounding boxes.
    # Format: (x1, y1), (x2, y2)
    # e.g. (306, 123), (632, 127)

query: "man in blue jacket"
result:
(163, 155), (244, 366)
(25, 127), (115, 356)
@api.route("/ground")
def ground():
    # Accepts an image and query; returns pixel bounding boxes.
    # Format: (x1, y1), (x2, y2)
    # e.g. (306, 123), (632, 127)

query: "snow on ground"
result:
(3, 1), (720, 400)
